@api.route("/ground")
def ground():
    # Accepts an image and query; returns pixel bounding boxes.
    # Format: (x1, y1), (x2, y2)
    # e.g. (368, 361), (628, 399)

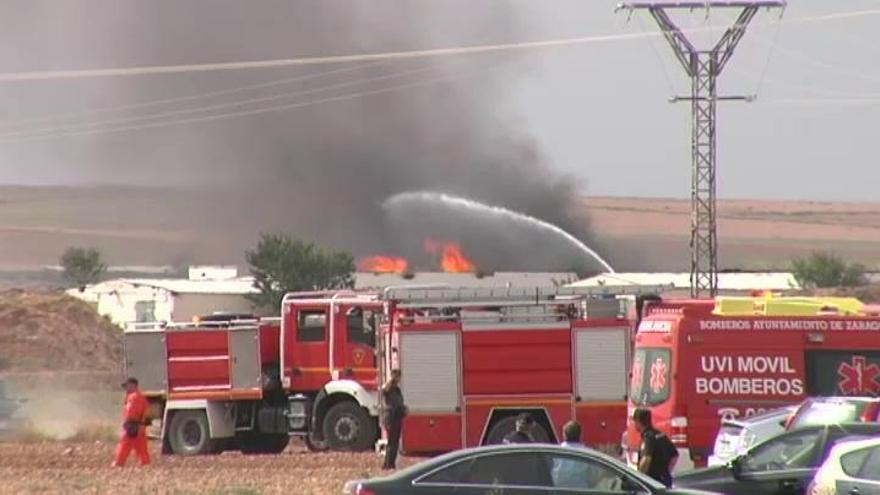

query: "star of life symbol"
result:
(838, 356), (880, 395)
(650, 358), (667, 394)
(631, 357), (644, 391)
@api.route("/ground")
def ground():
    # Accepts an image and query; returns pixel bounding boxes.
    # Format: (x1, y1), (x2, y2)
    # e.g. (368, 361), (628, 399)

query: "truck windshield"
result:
(630, 348), (672, 406)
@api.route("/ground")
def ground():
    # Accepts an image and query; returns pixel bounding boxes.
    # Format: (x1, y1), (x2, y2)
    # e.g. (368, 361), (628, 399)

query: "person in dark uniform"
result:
(502, 413), (535, 444)
(381, 369), (407, 469)
(633, 408), (678, 487)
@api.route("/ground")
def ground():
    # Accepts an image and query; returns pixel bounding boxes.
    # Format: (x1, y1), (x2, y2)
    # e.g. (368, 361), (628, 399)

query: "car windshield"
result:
(630, 348), (671, 406)
(791, 400), (870, 428)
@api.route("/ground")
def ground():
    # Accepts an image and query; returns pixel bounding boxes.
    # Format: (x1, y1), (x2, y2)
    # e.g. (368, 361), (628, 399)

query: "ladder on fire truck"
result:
(382, 284), (669, 307)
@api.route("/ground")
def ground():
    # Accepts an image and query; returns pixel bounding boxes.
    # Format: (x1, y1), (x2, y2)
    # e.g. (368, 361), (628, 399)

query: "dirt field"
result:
(2, 185), (879, 275)
(586, 196), (880, 271)
(0, 439), (410, 495)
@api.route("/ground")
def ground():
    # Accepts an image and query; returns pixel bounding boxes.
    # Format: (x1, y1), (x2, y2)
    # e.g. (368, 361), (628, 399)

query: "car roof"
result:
(382, 443), (664, 488)
(805, 396), (880, 404)
(791, 422), (880, 434)
(828, 436), (880, 454)
(722, 406), (795, 428)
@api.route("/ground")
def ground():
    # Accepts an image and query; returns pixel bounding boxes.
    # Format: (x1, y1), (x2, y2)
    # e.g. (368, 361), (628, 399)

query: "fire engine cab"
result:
(376, 285), (662, 454)
(625, 295), (880, 470)
(125, 290), (383, 455)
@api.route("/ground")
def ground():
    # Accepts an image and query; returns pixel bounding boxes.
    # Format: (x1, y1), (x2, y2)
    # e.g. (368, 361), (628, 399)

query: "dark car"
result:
(344, 444), (718, 495)
(675, 423), (880, 495)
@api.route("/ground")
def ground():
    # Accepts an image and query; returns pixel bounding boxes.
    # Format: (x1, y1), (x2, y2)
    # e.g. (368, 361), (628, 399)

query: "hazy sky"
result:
(0, 0), (877, 201)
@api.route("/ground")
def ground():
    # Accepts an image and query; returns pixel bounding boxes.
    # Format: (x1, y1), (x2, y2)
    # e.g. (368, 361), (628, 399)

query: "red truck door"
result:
(333, 304), (380, 388)
(285, 304), (332, 391)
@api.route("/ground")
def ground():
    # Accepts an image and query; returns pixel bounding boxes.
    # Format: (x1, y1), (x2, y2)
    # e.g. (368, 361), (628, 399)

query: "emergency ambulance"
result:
(625, 295), (880, 470)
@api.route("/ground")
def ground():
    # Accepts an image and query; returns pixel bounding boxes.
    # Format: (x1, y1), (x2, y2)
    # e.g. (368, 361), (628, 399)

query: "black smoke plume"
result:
(5, 1), (602, 273)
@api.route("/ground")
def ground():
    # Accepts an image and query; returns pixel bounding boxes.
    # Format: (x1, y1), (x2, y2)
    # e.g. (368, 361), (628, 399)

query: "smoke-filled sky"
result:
(0, 1), (876, 271)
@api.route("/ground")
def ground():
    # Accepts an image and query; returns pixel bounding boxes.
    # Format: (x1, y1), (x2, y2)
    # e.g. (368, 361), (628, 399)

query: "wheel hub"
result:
(182, 420), (203, 447)
(334, 415), (359, 442)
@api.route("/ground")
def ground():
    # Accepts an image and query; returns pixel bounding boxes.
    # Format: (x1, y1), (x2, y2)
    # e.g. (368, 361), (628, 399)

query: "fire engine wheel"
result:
(239, 433), (290, 455)
(485, 415), (552, 445)
(168, 410), (219, 456)
(304, 431), (329, 452)
(322, 401), (376, 451)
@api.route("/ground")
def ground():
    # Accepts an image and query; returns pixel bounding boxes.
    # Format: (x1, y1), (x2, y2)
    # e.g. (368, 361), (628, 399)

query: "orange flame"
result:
(424, 239), (477, 273)
(358, 256), (410, 274)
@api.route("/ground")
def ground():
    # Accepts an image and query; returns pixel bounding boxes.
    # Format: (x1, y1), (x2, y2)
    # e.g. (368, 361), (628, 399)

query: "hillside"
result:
(1, 186), (878, 275)
(587, 197), (880, 272)
(0, 289), (122, 372)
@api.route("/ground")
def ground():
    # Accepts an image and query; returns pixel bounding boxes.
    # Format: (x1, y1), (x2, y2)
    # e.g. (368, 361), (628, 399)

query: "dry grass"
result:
(65, 423), (118, 443)
(0, 440), (408, 495)
(12, 421), (118, 444)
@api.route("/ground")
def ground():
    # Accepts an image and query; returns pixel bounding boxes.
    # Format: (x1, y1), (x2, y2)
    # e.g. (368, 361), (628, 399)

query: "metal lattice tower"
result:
(616, 1), (785, 297)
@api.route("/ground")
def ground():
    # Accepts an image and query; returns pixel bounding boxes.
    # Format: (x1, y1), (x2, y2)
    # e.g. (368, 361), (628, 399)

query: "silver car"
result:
(809, 437), (880, 495)
(708, 406), (796, 467)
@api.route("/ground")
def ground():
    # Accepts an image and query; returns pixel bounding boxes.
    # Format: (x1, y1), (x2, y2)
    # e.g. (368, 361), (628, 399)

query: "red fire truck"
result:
(625, 295), (880, 470)
(376, 285), (661, 454)
(125, 290), (384, 455)
(125, 284), (658, 456)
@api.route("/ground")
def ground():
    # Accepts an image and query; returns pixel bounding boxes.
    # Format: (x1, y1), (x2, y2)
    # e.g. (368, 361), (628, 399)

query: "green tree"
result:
(60, 247), (107, 289)
(791, 251), (867, 289)
(246, 234), (355, 310)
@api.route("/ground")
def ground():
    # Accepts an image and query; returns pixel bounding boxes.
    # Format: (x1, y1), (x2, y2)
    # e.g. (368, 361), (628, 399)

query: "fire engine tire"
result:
(305, 431), (329, 452)
(239, 433), (290, 455)
(485, 415), (552, 445)
(167, 410), (218, 456)
(322, 401), (376, 451)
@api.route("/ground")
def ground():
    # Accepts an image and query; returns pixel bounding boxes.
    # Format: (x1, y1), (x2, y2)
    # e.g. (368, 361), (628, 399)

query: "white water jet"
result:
(383, 191), (615, 273)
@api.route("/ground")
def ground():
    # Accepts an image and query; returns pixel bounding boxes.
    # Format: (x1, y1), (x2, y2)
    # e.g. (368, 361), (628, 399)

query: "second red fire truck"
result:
(124, 284), (659, 455)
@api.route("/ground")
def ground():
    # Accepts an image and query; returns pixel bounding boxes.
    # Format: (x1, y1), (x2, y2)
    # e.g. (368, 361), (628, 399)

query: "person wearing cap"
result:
(502, 413), (535, 444)
(113, 377), (150, 467)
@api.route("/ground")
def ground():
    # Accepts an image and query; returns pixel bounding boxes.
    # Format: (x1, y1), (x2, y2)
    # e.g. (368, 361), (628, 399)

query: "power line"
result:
(753, 36), (880, 84)
(0, 62), (385, 128)
(0, 8), (875, 83)
(765, 97), (880, 106)
(0, 61), (508, 144)
(0, 62), (439, 139)
(732, 65), (880, 98)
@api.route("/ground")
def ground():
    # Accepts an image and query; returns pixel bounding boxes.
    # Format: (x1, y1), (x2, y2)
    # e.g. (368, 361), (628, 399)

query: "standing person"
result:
(553, 421), (594, 488)
(560, 420), (585, 449)
(381, 369), (407, 470)
(633, 408), (678, 487)
(112, 377), (150, 467)
(502, 413), (535, 444)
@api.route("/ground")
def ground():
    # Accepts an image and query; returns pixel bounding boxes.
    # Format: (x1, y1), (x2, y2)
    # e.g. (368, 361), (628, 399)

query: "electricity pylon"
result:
(616, 1), (785, 297)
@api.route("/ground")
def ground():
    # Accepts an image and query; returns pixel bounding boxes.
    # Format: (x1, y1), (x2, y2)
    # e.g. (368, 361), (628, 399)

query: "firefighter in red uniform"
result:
(113, 377), (151, 467)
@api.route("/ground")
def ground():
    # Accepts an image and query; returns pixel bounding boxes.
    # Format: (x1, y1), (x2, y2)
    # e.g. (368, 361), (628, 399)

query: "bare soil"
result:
(0, 289), (122, 373)
(0, 440), (411, 495)
(586, 196), (880, 271)
(2, 185), (880, 274)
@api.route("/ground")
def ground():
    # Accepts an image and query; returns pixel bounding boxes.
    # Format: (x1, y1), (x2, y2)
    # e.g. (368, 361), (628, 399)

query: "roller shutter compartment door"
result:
(575, 328), (628, 401)
(124, 330), (168, 392)
(399, 332), (460, 412)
